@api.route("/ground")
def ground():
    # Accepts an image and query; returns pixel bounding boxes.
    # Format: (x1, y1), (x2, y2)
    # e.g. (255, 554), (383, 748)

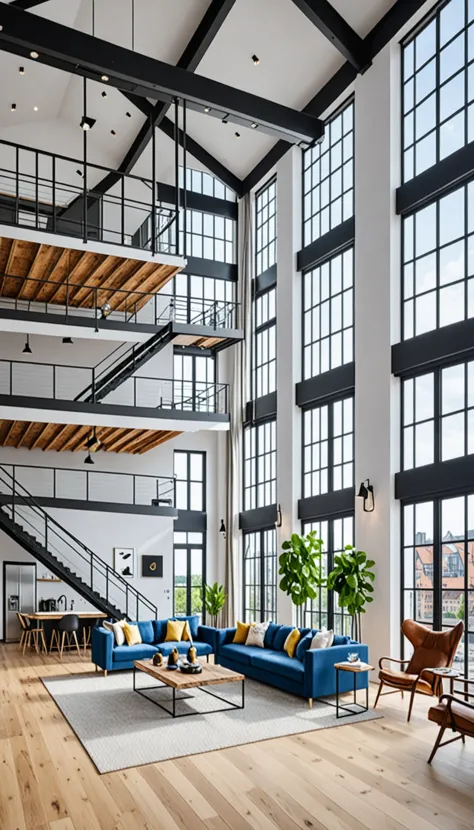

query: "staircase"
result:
(75, 323), (173, 404)
(0, 466), (157, 621)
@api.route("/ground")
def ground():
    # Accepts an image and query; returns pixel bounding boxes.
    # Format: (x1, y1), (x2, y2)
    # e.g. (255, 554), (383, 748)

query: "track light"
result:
(101, 75), (109, 82)
(19, 66), (24, 75)
(100, 302), (111, 319)
(235, 132), (241, 138)
(62, 337), (73, 344)
(222, 116), (228, 124)
(22, 335), (32, 355)
(80, 116), (96, 131)
(76, 169), (83, 177)
(110, 129), (116, 135)
(30, 51), (39, 59)
(11, 103), (16, 112)
(101, 91), (107, 98)
(251, 123), (257, 129)
(204, 107), (210, 113)
(84, 452), (95, 465)
(126, 111), (131, 118)
(251, 54), (260, 65)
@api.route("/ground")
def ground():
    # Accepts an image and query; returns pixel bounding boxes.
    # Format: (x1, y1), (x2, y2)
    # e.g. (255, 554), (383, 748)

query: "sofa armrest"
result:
(92, 626), (114, 670)
(304, 643), (369, 698)
(197, 625), (217, 651)
(216, 627), (237, 650)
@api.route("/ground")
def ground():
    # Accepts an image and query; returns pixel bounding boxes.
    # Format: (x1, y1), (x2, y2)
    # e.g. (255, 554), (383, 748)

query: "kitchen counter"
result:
(26, 612), (108, 620)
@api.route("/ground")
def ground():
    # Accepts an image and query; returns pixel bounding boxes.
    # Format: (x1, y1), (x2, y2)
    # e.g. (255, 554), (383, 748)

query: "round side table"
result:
(333, 661), (374, 719)
(423, 667), (460, 699)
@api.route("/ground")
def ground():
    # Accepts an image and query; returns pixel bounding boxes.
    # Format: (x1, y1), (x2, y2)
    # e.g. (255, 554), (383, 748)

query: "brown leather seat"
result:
(374, 619), (463, 722)
(428, 700), (474, 734)
(427, 680), (474, 764)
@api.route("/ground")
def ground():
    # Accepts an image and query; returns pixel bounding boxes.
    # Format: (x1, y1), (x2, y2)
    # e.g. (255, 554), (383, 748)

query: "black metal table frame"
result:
(324, 668), (370, 719)
(133, 666), (245, 718)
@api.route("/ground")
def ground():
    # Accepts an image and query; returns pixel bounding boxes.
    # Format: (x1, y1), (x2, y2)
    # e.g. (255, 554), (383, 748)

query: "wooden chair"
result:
(374, 619), (464, 721)
(427, 676), (474, 763)
(18, 613), (47, 654)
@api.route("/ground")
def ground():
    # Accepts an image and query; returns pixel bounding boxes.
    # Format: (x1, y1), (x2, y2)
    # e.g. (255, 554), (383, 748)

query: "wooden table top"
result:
(134, 659), (245, 689)
(334, 661), (374, 673)
(26, 612), (107, 620)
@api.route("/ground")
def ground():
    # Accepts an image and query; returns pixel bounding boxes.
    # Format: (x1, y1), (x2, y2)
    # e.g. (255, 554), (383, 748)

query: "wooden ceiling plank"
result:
(41, 424), (68, 451)
(20, 245), (65, 302)
(30, 423), (54, 450)
(33, 248), (83, 303)
(136, 430), (181, 454)
(16, 421), (40, 449)
(104, 428), (143, 452)
(0, 239), (18, 295)
(114, 264), (178, 313)
(72, 257), (138, 309)
(46, 423), (74, 451)
(68, 255), (119, 305)
(47, 251), (105, 306)
(66, 426), (91, 452)
(2, 420), (19, 446)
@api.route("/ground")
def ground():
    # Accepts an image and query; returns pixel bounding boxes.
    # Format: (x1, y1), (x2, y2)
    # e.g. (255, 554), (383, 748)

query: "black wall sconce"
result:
(219, 519), (226, 539)
(275, 504), (282, 528)
(357, 479), (375, 512)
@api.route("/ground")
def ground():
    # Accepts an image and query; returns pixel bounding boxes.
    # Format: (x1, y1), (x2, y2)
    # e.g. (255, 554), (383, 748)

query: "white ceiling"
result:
(0, 0), (406, 186)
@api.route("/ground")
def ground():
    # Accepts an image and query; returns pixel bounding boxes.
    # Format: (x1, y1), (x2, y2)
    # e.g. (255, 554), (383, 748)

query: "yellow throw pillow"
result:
(233, 621), (253, 644)
(165, 619), (186, 642)
(122, 623), (142, 646)
(284, 628), (301, 658)
(182, 621), (192, 642)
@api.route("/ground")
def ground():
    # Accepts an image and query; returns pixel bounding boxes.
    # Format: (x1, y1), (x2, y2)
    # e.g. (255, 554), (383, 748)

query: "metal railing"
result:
(0, 358), (229, 414)
(0, 272), (240, 331)
(0, 138), (178, 255)
(0, 464), (176, 509)
(0, 464), (157, 620)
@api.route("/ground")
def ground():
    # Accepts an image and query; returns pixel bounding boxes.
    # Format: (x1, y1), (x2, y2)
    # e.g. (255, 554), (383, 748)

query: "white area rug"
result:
(42, 670), (381, 773)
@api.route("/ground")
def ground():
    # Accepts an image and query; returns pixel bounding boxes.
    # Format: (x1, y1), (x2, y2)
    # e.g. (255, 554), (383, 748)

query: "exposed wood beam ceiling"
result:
(0, 236), (179, 311)
(242, 0), (431, 194)
(290, 0), (371, 73)
(0, 3), (323, 144)
(0, 420), (181, 454)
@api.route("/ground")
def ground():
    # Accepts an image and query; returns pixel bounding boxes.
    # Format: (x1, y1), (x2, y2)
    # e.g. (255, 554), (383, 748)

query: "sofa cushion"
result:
(156, 640), (212, 657)
(296, 632), (313, 662)
(113, 644), (157, 663)
(137, 620), (155, 644)
(333, 634), (351, 646)
(264, 622), (280, 649)
(273, 625), (294, 651)
(219, 643), (266, 666)
(152, 619), (167, 643)
(251, 650), (305, 684)
(174, 615), (199, 640)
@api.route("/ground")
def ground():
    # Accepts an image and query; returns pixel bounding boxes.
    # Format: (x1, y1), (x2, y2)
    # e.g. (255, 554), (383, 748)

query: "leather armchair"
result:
(373, 619), (463, 721)
(427, 676), (474, 763)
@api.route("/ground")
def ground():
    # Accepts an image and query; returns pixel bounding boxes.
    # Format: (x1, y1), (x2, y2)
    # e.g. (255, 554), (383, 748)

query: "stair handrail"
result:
(0, 464), (157, 618)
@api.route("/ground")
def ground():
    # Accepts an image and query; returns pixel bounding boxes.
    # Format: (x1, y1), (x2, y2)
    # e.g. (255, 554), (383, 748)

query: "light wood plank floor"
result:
(0, 643), (473, 830)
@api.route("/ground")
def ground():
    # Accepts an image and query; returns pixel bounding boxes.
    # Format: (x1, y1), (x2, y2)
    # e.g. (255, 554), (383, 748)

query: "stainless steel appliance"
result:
(39, 598), (57, 612)
(3, 562), (36, 642)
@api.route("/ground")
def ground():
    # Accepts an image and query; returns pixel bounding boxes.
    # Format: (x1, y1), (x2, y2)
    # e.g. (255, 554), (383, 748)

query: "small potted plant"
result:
(327, 546), (375, 642)
(204, 582), (226, 627)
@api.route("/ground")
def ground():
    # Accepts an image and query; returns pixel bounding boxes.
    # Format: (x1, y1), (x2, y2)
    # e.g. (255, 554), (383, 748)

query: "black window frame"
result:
(243, 418), (277, 512)
(255, 176), (277, 279)
(174, 450), (207, 513)
(243, 526), (277, 623)
(173, 530), (206, 621)
(302, 394), (354, 499)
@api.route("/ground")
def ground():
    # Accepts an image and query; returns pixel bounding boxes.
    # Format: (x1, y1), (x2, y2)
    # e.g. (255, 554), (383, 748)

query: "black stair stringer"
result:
(0, 508), (123, 619)
(76, 322), (173, 404)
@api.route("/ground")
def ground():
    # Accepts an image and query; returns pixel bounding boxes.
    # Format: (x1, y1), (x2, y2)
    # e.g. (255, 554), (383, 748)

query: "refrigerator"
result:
(3, 562), (36, 643)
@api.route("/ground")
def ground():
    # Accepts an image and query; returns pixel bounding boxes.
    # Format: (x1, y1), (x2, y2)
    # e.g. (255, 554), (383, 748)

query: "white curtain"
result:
(223, 192), (252, 625)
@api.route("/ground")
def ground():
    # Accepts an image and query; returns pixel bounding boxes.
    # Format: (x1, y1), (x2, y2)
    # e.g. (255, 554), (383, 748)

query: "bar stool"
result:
(52, 614), (81, 660)
(18, 612), (46, 654)
(82, 618), (100, 656)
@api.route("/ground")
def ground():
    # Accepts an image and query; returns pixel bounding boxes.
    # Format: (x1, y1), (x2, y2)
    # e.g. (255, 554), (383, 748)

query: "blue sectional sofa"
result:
(92, 616), (216, 674)
(215, 624), (369, 704)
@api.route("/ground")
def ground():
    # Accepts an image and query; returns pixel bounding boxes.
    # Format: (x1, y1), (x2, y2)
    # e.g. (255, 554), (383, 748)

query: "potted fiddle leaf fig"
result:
(327, 546), (375, 642)
(279, 532), (324, 624)
(203, 582), (226, 627)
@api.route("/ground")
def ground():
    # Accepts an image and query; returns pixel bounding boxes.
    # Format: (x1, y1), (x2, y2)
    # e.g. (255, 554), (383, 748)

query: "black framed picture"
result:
(142, 555), (163, 578)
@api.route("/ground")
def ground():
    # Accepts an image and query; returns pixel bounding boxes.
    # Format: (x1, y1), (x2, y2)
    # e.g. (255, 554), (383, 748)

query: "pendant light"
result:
(22, 334), (32, 355)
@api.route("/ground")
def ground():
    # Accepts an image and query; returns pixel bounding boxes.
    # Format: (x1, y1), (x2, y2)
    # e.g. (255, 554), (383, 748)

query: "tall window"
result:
(302, 247), (354, 379)
(243, 528), (277, 622)
(303, 397), (354, 497)
(179, 166), (236, 201)
(252, 287), (276, 398)
(302, 516), (354, 636)
(402, 495), (471, 675)
(402, 358), (474, 469)
(402, 0), (474, 183)
(174, 450), (206, 512)
(303, 99), (354, 247)
(402, 182), (474, 338)
(255, 178), (277, 277)
(174, 531), (205, 619)
(244, 421), (276, 510)
(169, 272), (236, 327)
(174, 352), (215, 387)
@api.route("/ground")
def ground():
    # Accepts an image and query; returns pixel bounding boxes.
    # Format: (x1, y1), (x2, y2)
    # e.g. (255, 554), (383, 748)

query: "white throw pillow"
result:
(245, 621), (269, 648)
(103, 619), (126, 646)
(310, 628), (334, 649)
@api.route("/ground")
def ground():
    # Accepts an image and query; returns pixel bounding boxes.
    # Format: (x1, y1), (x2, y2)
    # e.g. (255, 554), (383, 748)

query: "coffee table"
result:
(133, 660), (245, 718)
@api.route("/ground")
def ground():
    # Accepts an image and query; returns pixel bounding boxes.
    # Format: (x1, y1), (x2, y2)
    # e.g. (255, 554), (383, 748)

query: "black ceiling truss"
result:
(0, 2), (323, 145)
(9, 0), (48, 8)
(242, 0), (431, 194)
(290, 0), (371, 73)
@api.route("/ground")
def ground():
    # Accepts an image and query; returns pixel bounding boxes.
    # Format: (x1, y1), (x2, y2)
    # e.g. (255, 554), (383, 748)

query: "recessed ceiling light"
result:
(235, 132), (241, 138)
(76, 169), (83, 177)
(126, 111), (131, 117)
(110, 129), (116, 135)
(19, 66), (25, 75)
(80, 116), (96, 130)
(222, 116), (228, 124)
(251, 54), (260, 65)
(11, 103), (16, 112)
(101, 74), (109, 82)
(251, 123), (257, 129)
(0, 26), (3, 32)
(101, 90), (107, 98)
(30, 51), (39, 59)
(204, 107), (210, 113)
(33, 106), (38, 112)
